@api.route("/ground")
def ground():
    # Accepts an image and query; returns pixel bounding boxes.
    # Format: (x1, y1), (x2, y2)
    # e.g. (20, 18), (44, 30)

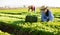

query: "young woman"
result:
(40, 6), (54, 22)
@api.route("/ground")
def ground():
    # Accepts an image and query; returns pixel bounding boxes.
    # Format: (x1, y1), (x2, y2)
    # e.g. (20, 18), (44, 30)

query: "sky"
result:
(0, 0), (60, 7)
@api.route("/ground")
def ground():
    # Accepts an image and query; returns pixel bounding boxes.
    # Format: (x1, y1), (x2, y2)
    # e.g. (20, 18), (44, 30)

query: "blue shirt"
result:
(41, 10), (54, 22)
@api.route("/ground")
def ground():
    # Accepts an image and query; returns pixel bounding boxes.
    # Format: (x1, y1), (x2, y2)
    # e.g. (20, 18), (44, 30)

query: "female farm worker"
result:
(40, 6), (54, 22)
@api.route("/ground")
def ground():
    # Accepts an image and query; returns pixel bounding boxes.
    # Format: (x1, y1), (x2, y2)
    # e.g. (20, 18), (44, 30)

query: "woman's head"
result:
(40, 6), (48, 13)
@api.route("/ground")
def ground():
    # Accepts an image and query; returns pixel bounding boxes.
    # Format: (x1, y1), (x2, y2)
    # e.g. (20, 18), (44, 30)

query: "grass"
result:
(0, 8), (60, 35)
(0, 30), (10, 35)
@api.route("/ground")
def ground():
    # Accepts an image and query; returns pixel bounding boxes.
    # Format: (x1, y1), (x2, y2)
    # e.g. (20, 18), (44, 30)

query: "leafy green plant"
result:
(25, 15), (38, 22)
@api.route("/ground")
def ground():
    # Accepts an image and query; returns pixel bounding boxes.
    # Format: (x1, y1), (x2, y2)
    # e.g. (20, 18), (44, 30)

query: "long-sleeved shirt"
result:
(41, 10), (54, 22)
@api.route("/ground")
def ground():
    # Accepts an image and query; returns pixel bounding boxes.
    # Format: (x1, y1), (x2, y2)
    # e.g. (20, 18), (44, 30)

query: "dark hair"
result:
(45, 9), (49, 17)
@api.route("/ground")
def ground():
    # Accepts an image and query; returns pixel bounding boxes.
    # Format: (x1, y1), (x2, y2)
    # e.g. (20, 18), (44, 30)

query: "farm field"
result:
(0, 8), (60, 35)
(0, 30), (10, 35)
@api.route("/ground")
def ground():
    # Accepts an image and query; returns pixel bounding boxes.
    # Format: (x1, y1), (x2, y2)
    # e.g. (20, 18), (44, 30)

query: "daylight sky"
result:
(0, 0), (60, 7)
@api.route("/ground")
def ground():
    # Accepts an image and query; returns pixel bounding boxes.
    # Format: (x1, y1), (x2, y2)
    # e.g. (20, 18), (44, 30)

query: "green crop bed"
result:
(0, 8), (60, 35)
(0, 30), (10, 35)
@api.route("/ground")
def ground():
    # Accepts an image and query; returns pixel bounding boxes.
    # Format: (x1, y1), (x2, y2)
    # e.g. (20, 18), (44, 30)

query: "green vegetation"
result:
(0, 8), (60, 35)
(25, 15), (38, 22)
(0, 30), (10, 35)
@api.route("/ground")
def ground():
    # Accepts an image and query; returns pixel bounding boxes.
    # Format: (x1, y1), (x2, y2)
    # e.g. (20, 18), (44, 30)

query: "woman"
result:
(40, 6), (54, 22)
(28, 5), (36, 13)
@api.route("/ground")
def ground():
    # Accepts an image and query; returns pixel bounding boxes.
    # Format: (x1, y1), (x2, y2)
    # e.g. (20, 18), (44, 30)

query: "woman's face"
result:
(44, 9), (47, 13)
(41, 9), (47, 13)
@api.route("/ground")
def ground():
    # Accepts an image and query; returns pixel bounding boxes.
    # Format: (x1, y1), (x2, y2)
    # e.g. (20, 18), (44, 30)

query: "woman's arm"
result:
(41, 11), (47, 22)
(49, 11), (54, 21)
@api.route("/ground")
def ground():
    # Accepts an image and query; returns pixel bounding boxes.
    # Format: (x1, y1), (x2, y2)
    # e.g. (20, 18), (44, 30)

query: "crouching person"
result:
(28, 5), (36, 13)
(40, 6), (54, 22)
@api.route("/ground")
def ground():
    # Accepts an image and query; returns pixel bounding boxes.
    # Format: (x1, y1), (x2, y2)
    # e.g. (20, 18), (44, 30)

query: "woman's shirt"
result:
(41, 10), (54, 22)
